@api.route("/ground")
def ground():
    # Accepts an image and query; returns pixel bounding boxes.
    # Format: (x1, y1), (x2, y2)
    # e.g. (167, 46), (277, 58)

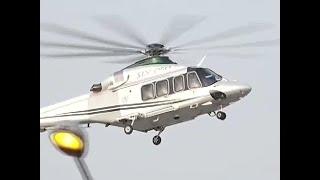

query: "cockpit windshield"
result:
(189, 68), (222, 87)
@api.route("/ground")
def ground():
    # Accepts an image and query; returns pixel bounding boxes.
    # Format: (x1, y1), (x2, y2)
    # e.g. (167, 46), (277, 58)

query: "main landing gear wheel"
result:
(152, 135), (162, 145)
(124, 125), (133, 135)
(216, 111), (226, 120)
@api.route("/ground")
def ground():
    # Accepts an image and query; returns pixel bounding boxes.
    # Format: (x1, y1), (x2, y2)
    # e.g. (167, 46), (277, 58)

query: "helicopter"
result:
(40, 16), (279, 145)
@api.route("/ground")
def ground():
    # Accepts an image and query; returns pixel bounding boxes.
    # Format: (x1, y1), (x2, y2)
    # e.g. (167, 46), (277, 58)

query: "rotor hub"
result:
(145, 43), (170, 56)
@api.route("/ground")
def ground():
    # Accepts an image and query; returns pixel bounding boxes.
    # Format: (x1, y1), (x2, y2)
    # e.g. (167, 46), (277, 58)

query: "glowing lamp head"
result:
(49, 127), (88, 158)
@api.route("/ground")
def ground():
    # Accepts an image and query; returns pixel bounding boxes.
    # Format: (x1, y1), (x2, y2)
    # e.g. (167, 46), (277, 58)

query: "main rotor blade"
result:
(40, 51), (142, 59)
(168, 49), (261, 58)
(174, 23), (276, 48)
(208, 52), (262, 59)
(41, 23), (144, 49)
(95, 15), (147, 47)
(159, 15), (206, 45)
(174, 39), (279, 51)
(40, 41), (142, 53)
(101, 54), (147, 64)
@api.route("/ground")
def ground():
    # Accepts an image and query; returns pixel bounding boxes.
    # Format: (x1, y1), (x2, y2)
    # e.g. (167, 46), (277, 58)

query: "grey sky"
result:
(40, 0), (280, 180)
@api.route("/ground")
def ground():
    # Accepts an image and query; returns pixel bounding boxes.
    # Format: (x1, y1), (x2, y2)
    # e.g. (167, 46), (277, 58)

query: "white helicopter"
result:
(40, 16), (278, 145)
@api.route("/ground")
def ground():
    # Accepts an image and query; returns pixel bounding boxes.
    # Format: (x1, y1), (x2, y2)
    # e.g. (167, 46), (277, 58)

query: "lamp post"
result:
(49, 125), (93, 180)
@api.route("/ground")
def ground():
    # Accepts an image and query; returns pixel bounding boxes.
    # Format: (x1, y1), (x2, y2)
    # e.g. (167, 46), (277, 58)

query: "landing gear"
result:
(152, 127), (165, 145)
(123, 118), (136, 135)
(208, 105), (227, 120)
(124, 125), (133, 135)
(152, 135), (161, 145)
(216, 111), (226, 120)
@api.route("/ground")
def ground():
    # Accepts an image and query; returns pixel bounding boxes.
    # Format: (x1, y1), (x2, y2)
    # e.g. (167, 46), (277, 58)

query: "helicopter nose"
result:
(209, 81), (252, 102)
(239, 84), (252, 97)
(210, 82), (252, 101)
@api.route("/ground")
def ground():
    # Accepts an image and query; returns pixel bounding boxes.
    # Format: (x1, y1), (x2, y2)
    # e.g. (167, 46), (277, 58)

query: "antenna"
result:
(197, 54), (207, 67)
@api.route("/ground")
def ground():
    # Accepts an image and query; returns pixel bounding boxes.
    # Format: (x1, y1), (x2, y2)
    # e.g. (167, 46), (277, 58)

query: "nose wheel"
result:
(208, 106), (227, 120)
(216, 111), (226, 120)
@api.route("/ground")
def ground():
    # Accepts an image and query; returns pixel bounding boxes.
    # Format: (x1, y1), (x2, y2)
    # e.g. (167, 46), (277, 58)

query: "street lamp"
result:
(49, 124), (93, 180)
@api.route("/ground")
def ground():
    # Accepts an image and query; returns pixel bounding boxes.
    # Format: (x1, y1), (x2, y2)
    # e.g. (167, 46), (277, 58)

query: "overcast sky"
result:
(40, 0), (280, 179)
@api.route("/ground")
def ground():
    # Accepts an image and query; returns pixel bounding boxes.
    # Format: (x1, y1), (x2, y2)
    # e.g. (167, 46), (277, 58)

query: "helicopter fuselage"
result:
(40, 58), (251, 134)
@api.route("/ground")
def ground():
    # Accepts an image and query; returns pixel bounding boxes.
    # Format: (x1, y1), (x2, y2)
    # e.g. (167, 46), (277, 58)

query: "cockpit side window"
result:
(187, 72), (202, 89)
(156, 80), (169, 97)
(173, 75), (185, 92)
(195, 68), (222, 87)
(141, 84), (155, 101)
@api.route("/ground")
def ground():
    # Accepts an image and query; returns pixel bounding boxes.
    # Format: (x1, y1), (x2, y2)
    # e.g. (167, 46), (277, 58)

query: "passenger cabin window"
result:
(141, 84), (155, 100)
(156, 80), (169, 97)
(187, 72), (201, 89)
(173, 75), (184, 92)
